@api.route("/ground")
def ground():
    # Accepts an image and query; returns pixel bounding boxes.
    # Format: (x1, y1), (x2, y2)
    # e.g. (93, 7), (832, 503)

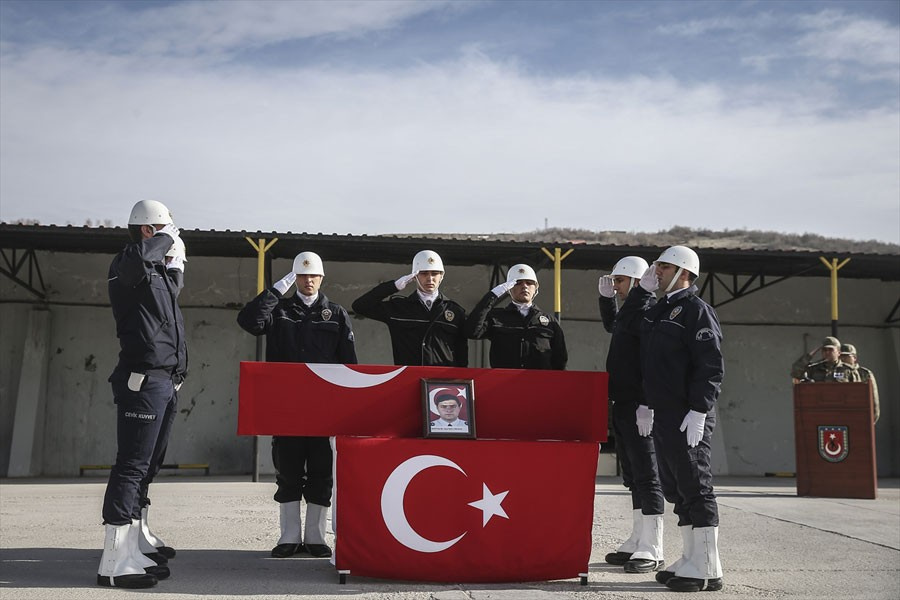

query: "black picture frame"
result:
(421, 379), (476, 439)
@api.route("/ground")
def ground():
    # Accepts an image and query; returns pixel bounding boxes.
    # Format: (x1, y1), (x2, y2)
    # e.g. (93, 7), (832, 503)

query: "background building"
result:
(2, 224), (898, 477)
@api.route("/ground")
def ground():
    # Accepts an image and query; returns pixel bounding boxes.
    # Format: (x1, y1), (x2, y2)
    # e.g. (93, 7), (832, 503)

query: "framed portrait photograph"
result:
(422, 379), (476, 439)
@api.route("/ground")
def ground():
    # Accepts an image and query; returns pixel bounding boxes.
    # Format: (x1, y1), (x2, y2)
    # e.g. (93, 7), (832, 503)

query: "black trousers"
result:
(653, 408), (719, 528)
(103, 373), (177, 525)
(271, 436), (333, 506)
(611, 398), (664, 514)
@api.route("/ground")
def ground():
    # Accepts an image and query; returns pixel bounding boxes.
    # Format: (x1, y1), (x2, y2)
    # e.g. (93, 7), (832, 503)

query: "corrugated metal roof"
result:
(1, 223), (898, 280)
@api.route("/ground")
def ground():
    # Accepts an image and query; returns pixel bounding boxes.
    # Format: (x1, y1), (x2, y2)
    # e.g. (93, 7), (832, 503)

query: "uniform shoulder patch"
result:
(695, 327), (715, 341)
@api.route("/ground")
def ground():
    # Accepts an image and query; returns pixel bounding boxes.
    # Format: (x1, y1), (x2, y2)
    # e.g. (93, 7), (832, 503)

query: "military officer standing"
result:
(791, 337), (859, 383)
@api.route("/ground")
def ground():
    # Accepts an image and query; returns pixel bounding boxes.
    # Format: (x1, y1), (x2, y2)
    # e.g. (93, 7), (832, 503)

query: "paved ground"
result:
(1, 476), (898, 600)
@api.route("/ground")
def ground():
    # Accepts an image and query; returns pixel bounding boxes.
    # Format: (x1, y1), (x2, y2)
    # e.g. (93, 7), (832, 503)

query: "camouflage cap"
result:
(821, 336), (840, 349)
(840, 343), (857, 356)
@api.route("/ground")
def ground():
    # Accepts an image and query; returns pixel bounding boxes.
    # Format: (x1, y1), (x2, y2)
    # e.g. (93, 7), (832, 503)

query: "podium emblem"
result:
(817, 425), (849, 463)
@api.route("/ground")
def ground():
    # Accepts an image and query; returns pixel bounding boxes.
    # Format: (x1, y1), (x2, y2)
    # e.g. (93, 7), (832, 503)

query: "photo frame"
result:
(422, 379), (476, 439)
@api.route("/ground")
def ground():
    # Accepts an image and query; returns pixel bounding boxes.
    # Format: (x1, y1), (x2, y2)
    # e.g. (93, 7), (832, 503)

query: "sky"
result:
(1, 0), (898, 243)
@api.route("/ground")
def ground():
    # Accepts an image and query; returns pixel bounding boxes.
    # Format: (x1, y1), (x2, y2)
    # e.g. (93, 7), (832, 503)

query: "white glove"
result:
(395, 272), (417, 291)
(155, 223), (180, 240)
(680, 410), (707, 448)
(639, 265), (659, 293)
(598, 275), (615, 298)
(491, 281), (516, 297)
(273, 272), (296, 296)
(167, 255), (185, 272)
(636, 405), (654, 437)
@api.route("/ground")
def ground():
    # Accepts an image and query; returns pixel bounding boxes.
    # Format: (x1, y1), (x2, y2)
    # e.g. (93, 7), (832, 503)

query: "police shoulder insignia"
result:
(444, 310), (454, 322)
(695, 327), (715, 342)
(539, 315), (550, 326)
(669, 306), (682, 319)
(320, 308), (333, 321)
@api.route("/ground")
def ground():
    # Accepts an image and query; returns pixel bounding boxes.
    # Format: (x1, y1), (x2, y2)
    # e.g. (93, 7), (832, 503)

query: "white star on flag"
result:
(468, 483), (509, 527)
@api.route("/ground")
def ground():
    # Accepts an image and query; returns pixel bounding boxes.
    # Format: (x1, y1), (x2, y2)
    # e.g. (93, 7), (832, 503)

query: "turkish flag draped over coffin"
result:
(238, 362), (607, 442)
(334, 436), (598, 582)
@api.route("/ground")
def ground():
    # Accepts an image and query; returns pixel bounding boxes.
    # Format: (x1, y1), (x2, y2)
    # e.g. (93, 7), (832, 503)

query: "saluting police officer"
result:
(237, 252), (357, 559)
(622, 246), (725, 593)
(99, 200), (186, 588)
(352, 250), (468, 367)
(465, 264), (567, 370)
(599, 256), (666, 574)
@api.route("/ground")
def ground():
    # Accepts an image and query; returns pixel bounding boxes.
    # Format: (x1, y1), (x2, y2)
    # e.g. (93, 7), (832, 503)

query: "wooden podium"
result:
(793, 382), (876, 499)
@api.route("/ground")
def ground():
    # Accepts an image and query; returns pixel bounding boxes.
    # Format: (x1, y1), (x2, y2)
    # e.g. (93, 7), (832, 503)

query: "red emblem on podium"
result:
(818, 425), (849, 463)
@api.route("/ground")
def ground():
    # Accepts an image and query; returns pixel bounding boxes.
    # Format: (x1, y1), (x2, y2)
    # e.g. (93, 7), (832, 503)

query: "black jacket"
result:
(465, 292), (567, 370)
(237, 289), (357, 365)
(351, 281), (467, 367)
(623, 285), (724, 413)
(599, 288), (656, 404)
(108, 234), (187, 380)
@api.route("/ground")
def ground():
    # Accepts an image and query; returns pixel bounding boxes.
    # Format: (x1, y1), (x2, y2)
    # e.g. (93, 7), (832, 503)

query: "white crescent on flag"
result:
(305, 363), (406, 388)
(380, 455), (510, 554)
(381, 455), (467, 553)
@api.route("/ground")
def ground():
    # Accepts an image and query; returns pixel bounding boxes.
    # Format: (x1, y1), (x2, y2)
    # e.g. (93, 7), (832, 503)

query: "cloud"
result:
(1, 42), (898, 242)
(658, 8), (900, 83)
(796, 10), (900, 68)
(1, 2), (897, 243)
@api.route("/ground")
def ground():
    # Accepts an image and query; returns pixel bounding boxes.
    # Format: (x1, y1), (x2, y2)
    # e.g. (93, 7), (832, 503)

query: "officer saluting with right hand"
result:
(464, 264), (567, 370)
(352, 250), (468, 367)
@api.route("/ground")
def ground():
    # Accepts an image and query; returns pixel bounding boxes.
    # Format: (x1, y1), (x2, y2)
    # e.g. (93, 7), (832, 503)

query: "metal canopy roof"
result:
(1, 223), (898, 281)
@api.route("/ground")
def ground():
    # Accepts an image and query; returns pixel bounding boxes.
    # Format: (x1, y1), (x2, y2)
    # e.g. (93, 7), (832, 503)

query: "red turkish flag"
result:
(334, 436), (598, 582)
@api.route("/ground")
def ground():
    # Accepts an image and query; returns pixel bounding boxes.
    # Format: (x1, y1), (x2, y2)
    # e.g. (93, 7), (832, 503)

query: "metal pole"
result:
(245, 237), (278, 482)
(540, 247), (573, 321)
(818, 256), (850, 338)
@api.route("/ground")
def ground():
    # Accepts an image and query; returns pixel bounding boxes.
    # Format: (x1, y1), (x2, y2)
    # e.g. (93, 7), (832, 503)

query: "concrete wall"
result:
(1, 250), (897, 477)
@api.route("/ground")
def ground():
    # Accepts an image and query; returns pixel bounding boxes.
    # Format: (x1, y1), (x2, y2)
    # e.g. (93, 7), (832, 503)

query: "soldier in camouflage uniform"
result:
(790, 336), (860, 383)
(840, 343), (880, 424)
(791, 336), (860, 383)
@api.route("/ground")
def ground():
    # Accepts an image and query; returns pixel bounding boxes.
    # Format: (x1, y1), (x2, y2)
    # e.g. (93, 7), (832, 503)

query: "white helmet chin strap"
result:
(664, 267), (684, 293)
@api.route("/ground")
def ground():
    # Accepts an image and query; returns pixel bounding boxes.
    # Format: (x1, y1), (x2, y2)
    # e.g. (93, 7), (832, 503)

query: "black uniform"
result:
(627, 284), (724, 529)
(465, 292), (567, 370)
(600, 291), (664, 516)
(352, 281), (468, 366)
(103, 233), (187, 526)
(237, 288), (357, 506)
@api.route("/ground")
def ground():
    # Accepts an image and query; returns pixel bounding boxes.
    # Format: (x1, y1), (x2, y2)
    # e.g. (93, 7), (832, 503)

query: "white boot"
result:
(606, 508), (642, 565)
(656, 524), (693, 584)
(129, 520), (169, 579)
(140, 506), (175, 559)
(625, 513), (664, 573)
(668, 526), (723, 592)
(271, 500), (302, 558)
(97, 523), (157, 588)
(304, 503), (332, 558)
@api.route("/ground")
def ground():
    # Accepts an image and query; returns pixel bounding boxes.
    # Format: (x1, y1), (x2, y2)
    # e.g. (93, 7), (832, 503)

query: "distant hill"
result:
(470, 226), (899, 255)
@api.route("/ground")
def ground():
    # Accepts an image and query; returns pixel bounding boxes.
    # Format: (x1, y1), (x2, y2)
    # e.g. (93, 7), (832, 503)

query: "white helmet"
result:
(506, 263), (539, 286)
(611, 256), (649, 280)
(292, 251), (324, 276)
(128, 200), (173, 225)
(165, 236), (187, 262)
(412, 250), (444, 274)
(656, 245), (700, 276)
